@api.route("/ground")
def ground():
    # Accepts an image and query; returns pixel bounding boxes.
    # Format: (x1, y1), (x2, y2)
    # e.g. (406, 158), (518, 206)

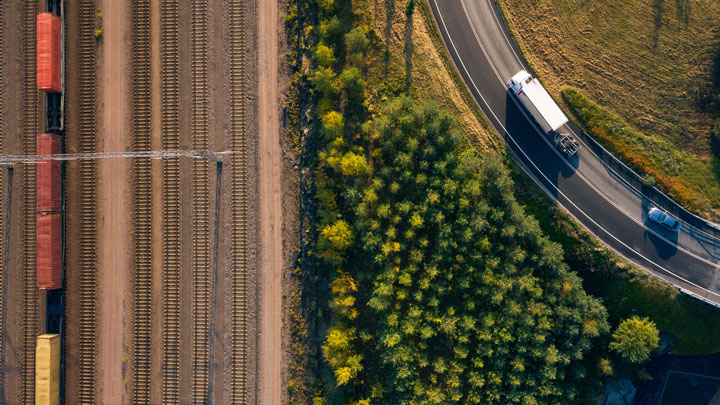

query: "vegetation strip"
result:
(131, 0), (152, 402)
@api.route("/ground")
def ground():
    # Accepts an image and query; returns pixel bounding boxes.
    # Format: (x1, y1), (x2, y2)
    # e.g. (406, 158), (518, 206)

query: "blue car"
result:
(648, 207), (680, 232)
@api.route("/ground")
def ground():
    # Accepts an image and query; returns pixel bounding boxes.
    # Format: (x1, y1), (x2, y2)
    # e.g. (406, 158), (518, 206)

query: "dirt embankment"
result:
(95, 0), (133, 402)
(257, 0), (286, 402)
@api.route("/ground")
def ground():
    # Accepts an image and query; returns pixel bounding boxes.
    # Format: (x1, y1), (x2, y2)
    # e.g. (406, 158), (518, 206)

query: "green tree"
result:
(311, 67), (340, 98)
(321, 111), (345, 140)
(319, 16), (342, 46)
(318, 0), (335, 13)
(340, 152), (369, 176)
(405, 0), (416, 17)
(340, 67), (365, 101)
(321, 219), (353, 249)
(610, 316), (659, 363)
(315, 43), (337, 67)
(345, 27), (369, 66)
(322, 323), (364, 386)
(349, 98), (609, 403)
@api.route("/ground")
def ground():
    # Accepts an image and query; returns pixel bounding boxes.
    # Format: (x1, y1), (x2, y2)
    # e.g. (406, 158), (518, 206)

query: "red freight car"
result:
(37, 213), (62, 290)
(37, 12), (61, 93)
(36, 134), (62, 212)
(36, 212), (62, 290)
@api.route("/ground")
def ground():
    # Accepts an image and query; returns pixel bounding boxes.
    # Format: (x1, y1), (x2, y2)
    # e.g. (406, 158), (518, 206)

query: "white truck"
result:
(507, 70), (579, 157)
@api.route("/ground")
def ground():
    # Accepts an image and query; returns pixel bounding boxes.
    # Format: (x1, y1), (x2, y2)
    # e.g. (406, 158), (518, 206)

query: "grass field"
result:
(499, 0), (720, 152)
(498, 0), (720, 216)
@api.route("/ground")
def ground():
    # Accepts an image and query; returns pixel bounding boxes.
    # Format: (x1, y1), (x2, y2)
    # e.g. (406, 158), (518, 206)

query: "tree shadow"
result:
(404, 10), (414, 91)
(712, 157), (720, 184)
(696, 46), (720, 114)
(675, 0), (690, 27)
(383, 0), (396, 77)
(652, 0), (665, 48)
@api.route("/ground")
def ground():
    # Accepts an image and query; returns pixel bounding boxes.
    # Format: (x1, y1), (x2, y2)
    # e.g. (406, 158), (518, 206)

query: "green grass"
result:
(561, 86), (720, 219)
(496, 0), (720, 217)
(513, 162), (720, 355)
(497, 0), (720, 152)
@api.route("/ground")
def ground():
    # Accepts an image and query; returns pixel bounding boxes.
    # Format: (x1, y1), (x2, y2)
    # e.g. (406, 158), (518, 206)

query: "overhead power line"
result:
(0, 149), (231, 165)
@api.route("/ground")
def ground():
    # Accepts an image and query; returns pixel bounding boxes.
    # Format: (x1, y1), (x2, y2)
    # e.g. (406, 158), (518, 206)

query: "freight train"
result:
(35, 1), (64, 404)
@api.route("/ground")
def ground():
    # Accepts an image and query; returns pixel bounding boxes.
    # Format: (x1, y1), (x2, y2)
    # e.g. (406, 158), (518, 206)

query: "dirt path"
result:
(96, 0), (132, 403)
(257, 0), (282, 402)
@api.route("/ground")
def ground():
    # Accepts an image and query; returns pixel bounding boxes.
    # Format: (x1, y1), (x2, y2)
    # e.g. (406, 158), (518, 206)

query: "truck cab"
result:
(507, 70), (533, 94)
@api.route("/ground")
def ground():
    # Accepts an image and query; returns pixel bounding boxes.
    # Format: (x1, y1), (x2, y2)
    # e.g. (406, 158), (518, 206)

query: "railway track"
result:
(228, 0), (251, 402)
(160, 0), (181, 402)
(21, 1), (39, 403)
(190, 0), (213, 402)
(0, 0), (6, 399)
(77, 0), (99, 402)
(131, 0), (152, 403)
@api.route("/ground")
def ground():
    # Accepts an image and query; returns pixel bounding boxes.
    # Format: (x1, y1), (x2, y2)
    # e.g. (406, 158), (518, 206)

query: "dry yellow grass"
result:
(499, 0), (720, 156)
(364, 0), (499, 151)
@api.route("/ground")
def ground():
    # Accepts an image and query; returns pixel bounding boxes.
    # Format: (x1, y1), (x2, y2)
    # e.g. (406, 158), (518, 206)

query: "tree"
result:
(345, 27), (369, 66)
(322, 323), (364, 386)
(318, 219), (353, 265)
(405, 0), (416, 17)
(318, 0), (335, 13)
(340, 67), (365, 101)
(315, 43), (337, 67)
(311, 67), (340, 99)
(321, 111), (345, 140)
(319, 16), (342, 47)
(610, 316), (659, 363)
(321, 219), (353, 250)
(339, 152), (369, 176)
(348, 98), (608, 403)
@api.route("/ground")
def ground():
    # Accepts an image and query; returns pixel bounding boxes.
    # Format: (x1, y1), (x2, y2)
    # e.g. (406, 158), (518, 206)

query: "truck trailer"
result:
(507, 70), (579, 157)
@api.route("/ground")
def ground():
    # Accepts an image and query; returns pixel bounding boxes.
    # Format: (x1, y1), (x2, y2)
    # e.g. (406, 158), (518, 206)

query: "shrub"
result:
(610, 316), (659, 363)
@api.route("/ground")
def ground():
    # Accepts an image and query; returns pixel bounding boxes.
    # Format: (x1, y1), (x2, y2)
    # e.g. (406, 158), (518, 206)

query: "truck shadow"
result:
(504, 92), (577, 201)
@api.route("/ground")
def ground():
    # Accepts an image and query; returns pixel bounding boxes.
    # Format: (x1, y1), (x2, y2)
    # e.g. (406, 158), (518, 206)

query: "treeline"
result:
(289, 0), (660, 403)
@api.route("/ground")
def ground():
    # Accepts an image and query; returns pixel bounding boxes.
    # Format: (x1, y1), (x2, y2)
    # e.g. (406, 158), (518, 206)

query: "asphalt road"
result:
(428, 0), (720, 305)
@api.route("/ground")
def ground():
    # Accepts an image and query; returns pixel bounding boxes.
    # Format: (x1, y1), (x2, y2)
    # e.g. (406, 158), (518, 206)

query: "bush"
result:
(315, 43), (337, 67)
(610, 316), (659, 364)
(321, 111), (345, 140)
(345, 27), (369, 66)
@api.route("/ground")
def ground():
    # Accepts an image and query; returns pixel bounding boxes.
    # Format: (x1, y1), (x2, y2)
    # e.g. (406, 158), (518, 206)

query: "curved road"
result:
(428, 0), (720, 306)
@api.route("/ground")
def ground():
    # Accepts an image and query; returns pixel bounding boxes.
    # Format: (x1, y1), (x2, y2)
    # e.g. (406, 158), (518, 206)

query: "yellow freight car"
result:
(35, 334), (60, 405)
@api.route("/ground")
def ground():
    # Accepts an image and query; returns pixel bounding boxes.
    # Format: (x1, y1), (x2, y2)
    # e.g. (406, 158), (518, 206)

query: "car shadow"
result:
(644, 218), (679, 259)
